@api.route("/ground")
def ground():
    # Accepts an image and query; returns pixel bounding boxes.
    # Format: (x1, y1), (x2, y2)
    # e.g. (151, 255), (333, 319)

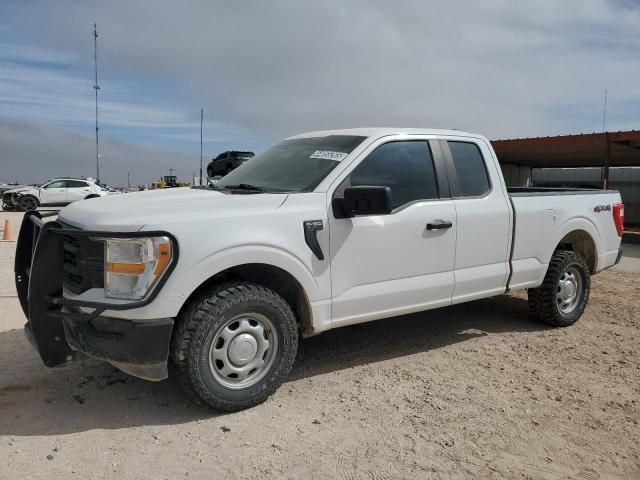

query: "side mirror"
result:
(333, 185), (392, 219)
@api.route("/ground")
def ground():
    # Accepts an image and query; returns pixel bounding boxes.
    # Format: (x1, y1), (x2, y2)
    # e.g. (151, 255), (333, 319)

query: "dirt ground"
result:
(1, 209), (639, 479)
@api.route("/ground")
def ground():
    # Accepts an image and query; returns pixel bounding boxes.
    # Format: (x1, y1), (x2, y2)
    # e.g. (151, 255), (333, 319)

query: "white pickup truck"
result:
(15, 128), (624, 411)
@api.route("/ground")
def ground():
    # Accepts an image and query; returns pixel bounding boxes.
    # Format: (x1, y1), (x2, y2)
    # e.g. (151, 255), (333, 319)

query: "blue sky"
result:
(1, 1), (639, 185)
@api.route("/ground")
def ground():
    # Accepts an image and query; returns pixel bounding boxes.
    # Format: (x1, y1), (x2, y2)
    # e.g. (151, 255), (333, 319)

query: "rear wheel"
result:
(18, 195), (39, 212)
(528, 250), (591, 327)
(171, 282), (298, 411)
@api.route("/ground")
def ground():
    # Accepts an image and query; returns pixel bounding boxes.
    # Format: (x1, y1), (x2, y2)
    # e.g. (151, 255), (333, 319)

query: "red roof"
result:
(491, 130), (640, 168)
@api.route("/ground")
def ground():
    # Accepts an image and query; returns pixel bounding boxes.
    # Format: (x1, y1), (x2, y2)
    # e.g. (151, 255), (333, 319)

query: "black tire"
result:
(528, 250), (591, 327)
(1, 203), (15, 211)
(171, 282), (298, 411)
(18, 195), (39, 212)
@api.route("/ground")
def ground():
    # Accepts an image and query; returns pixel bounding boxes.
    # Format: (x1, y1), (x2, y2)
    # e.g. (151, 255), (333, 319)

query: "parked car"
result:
(207, 150), (255, 176)
(0, 183), (26, 210)
(3, 178), (110, 211)
(16, 128), (624, 411)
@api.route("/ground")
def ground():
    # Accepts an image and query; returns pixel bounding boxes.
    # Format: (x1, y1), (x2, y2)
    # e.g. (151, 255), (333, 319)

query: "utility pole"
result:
(602, 90), (608, 133)
(93, 23), (101, 183)
(127, 172), (130, 188)
(601, 90), (609, 189)
(200, 108), (204, 185)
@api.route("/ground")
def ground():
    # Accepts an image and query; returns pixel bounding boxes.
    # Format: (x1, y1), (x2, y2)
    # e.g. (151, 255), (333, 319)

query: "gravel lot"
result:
(1, 209), (639, 479)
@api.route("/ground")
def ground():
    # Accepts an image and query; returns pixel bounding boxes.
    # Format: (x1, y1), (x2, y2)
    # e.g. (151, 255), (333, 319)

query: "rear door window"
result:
(448, 141), (490, 197)
(65, 180), (90, 188)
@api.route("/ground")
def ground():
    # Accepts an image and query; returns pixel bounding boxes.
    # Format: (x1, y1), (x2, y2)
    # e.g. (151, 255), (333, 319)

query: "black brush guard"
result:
(15, 211), (176, 380)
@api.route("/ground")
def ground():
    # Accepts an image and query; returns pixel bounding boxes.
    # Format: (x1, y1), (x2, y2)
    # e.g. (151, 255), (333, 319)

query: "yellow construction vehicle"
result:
(150, 175), (190, 189)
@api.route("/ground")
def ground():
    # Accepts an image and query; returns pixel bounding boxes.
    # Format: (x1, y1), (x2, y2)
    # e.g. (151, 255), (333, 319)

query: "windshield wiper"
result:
(223, 183), (265, 192)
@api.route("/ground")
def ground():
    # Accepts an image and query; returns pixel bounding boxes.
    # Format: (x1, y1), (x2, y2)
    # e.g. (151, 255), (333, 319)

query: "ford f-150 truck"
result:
(15, 128), (624, 411)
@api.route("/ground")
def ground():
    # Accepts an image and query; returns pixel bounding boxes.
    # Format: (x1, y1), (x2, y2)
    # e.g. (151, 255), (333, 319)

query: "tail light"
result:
(613, 203), (624, 237)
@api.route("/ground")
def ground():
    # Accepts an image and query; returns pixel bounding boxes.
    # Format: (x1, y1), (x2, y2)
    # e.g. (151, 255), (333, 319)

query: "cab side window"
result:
(448, 141), (490, 197)
(348, 141), (438, 209)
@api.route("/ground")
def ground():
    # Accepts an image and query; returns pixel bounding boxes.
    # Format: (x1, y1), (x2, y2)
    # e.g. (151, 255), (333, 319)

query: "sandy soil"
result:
(1, 209), (639, 479)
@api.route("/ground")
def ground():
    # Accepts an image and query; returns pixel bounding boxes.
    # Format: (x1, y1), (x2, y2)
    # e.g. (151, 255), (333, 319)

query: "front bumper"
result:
(15, 211), (175, 381)
(2, 191), (16, 207)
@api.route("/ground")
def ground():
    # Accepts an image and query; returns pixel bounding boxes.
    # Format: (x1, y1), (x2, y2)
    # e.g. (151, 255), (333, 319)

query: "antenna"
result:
(93, 23), (101, 183)
(200, 108), (204, 185)
(602, 90), (607, 133)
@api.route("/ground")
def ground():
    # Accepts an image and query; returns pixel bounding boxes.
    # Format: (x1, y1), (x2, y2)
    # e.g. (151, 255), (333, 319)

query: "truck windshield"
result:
(216, 135), (366, 193)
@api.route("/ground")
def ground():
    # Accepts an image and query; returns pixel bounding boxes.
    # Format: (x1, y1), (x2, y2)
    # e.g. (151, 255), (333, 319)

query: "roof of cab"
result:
(286, 127), (479, 140)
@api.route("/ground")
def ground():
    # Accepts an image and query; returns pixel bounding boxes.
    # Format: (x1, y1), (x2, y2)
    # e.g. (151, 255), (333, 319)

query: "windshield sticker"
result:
(309, 150), (348, 161)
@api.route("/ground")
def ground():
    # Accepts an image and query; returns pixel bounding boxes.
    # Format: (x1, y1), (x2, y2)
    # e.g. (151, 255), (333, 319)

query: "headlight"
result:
(100, 237), (173, 300)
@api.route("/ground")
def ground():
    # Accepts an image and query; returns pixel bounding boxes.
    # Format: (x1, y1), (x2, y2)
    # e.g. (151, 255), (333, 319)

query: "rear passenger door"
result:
(64, 180), (92, 202)
(441, 139), (512, 303)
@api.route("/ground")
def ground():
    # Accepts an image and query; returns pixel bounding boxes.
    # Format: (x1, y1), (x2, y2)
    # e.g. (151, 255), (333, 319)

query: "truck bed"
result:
(507, 188), (622, 291)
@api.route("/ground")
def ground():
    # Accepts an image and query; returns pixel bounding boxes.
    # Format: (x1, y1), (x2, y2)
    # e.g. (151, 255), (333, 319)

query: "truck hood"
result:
(58, 187), (288, 231)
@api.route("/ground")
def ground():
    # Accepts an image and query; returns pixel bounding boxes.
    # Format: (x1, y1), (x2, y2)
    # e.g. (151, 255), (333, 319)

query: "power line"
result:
(93, 23), (101, 182)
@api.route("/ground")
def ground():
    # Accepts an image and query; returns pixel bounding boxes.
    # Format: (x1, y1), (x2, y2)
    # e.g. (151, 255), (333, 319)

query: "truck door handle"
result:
(426, 220), (453, 230)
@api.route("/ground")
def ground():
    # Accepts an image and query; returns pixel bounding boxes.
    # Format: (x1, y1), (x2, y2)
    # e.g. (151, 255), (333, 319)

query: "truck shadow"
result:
(290, 294), (544, 381)
(0, 294), (546, 436)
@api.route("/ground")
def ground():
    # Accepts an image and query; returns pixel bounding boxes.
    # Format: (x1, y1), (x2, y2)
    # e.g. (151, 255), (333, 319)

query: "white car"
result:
(16, 128), (624, 411)
(3, 178), (108, 211)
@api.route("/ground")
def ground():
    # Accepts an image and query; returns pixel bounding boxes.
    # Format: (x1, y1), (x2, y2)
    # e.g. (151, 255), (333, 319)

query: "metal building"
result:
(492, 130), (640, 226)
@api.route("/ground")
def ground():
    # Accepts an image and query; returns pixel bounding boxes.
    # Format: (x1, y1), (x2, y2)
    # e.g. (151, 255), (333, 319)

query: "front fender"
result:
(165, 244), (322, 305)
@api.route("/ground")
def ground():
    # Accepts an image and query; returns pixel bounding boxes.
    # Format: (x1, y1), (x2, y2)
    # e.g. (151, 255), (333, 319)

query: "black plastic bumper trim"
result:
(615, 247), (623, 265)
(63, 316), (174, 366)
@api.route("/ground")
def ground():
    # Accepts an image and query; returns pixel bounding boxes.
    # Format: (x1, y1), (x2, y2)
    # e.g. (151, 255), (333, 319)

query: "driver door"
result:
(329, 139), (456, 327)
(40, 180), (68, 204)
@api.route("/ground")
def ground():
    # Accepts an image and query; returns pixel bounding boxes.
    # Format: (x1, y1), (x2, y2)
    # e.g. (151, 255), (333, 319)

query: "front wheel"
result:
(171, 283), (298, 411)
(528, 250), (591, 327)
(18, 195), (39, 212)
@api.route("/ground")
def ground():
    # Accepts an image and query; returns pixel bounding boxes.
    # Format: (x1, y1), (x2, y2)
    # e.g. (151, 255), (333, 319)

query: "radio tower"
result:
(93, 23), (101, 183)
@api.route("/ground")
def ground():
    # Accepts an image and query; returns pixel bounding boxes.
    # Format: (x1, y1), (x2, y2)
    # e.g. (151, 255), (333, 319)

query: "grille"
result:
(62, 234), (104, 294)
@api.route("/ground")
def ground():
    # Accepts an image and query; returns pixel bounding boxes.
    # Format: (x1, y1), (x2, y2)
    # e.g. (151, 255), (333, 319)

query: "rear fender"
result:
(550, 217), (601, 265)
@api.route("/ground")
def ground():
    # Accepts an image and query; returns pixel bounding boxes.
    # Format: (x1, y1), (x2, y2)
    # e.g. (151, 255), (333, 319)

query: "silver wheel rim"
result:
(208, 313), (278, 390)
(557, 265), (582, 314)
